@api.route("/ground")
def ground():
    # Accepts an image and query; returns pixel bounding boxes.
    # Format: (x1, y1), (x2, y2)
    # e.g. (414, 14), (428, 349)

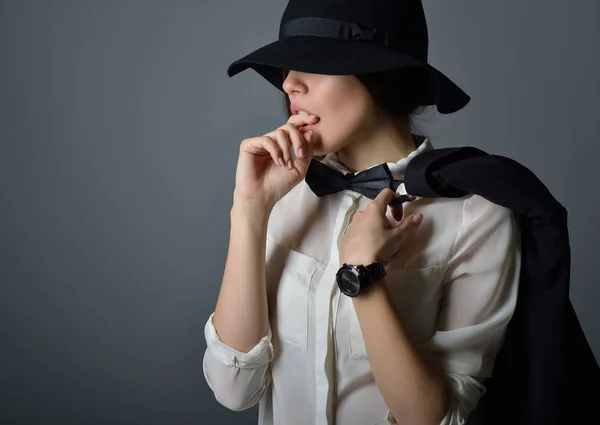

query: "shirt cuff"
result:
(204, 312), (274, 368)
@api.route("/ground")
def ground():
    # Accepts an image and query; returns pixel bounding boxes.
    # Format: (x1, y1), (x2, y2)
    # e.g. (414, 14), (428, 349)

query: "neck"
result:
(336, 116), (417, 173)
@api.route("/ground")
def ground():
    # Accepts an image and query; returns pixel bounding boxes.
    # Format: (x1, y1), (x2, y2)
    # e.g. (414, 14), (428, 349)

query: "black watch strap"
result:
(364, 260), (387, 281)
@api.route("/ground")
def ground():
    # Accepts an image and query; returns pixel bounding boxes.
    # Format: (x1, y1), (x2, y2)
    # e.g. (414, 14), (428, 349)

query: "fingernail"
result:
(413, 213), (423, 224)
(287, 159), (293, 169)
(310, 115), (319, 122)
(298, 147), (304, 158)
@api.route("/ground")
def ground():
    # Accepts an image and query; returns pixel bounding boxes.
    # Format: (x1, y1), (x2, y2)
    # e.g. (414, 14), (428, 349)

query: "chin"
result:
(311, 134), (347, 157)
(312, 145), (334, 158)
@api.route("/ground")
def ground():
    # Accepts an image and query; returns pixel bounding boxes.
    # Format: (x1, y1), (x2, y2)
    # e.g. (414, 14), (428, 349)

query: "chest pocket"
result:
(347, 265), (445, 360)
(266, 239), (319, 349)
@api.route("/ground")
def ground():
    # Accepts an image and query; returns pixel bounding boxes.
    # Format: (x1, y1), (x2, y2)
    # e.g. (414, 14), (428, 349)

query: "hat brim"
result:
(227, 35), (470, 114)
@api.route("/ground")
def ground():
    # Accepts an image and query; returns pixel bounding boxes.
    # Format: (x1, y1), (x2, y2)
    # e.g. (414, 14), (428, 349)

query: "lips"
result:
(290, 103), (316, 116)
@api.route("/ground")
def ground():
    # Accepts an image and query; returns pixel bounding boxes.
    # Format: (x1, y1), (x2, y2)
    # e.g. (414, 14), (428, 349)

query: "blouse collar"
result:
(319, 136), (434, 181)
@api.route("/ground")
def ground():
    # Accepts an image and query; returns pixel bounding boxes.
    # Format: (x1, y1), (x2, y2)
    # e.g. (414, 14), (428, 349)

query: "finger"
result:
(393, 213), (423, 236)
(260, 136), (285, 167)
(287, 113), (320, 129)
(388, 195), (407, 207)
(241, 136), (284, 167)
(390, 202), (404, 222)
(282, 122), (307, 159)
(412, 212), (424, 225)
(292, 131), (315, 174)
(271, 129), (294, 168)
(371, 188), (399, 212)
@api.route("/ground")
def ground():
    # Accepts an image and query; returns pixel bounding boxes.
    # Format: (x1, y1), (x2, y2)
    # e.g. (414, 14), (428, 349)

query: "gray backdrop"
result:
(1, 1), (598, 424)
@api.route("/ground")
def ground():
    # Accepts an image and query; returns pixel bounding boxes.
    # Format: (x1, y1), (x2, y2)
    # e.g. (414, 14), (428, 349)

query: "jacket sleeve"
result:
(202, 312), (274, 411)
(419, 194), (521, 424)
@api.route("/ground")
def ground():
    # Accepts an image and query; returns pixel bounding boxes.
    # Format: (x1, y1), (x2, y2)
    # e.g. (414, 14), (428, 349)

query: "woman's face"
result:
(282, 70), (377, 157)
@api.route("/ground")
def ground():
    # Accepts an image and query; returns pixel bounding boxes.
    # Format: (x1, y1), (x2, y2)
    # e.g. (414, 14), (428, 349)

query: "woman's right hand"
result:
(233, 113), (320, 210)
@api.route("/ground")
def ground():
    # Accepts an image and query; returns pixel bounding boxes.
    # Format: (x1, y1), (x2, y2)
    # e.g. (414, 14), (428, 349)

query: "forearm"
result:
(352, 281), (452, 425)
(212, 199), (272, 353)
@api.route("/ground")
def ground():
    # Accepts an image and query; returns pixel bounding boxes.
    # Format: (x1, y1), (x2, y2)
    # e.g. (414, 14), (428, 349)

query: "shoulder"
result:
(451, 194), (521, 260)
(404, 192), (516, 231)
(460, 194), (517, 227)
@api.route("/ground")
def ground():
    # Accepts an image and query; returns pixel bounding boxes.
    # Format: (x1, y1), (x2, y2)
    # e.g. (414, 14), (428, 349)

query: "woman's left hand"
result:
(338, 188), (423, 266)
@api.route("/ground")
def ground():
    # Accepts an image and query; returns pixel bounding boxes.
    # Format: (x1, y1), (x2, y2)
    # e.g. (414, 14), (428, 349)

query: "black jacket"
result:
(404, 146), (600, 425)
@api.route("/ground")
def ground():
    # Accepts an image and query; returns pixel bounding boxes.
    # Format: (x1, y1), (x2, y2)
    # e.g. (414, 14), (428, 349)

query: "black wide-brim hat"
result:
(226, 0), (470, 114)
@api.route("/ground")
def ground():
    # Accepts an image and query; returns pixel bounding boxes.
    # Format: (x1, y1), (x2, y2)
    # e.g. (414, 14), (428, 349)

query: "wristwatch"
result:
(336, 260), (387, 297)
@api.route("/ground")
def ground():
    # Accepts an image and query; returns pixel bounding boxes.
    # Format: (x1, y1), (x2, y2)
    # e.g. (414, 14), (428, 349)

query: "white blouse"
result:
(203, 138), (522, 425)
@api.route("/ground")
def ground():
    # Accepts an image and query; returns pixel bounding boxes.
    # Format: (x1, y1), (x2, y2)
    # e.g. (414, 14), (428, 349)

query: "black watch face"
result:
(338, 268), (360, 296)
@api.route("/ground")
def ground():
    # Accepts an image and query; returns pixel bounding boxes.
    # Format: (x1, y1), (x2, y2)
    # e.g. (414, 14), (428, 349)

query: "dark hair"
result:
(282, 67), (432, 149)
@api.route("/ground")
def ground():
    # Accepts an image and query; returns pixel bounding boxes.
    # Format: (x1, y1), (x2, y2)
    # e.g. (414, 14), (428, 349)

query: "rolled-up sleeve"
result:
(390, 194), (522, 425)
(203, 312), (274, 411)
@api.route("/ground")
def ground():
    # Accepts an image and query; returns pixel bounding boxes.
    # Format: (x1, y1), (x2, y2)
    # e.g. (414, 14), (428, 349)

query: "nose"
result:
(282, 70), (307, 95)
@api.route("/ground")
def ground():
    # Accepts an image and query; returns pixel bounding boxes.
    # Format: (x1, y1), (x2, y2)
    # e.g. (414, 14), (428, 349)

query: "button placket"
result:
(315, 193), (363, 425)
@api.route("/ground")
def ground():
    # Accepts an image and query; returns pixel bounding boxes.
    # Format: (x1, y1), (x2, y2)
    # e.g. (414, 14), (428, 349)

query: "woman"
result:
(203, 1), (521, 424)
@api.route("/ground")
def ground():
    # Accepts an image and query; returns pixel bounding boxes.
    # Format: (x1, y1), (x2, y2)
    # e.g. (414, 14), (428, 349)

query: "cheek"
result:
(321, 97), (371, 145)
(310, 77), (373, 154)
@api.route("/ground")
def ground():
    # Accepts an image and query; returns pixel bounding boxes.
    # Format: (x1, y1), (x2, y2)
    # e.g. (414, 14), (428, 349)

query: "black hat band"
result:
(279, 17), (426, 60)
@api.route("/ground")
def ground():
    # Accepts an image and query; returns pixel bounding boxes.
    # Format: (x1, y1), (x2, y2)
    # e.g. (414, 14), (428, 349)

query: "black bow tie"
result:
(305, 158), (412, 206)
